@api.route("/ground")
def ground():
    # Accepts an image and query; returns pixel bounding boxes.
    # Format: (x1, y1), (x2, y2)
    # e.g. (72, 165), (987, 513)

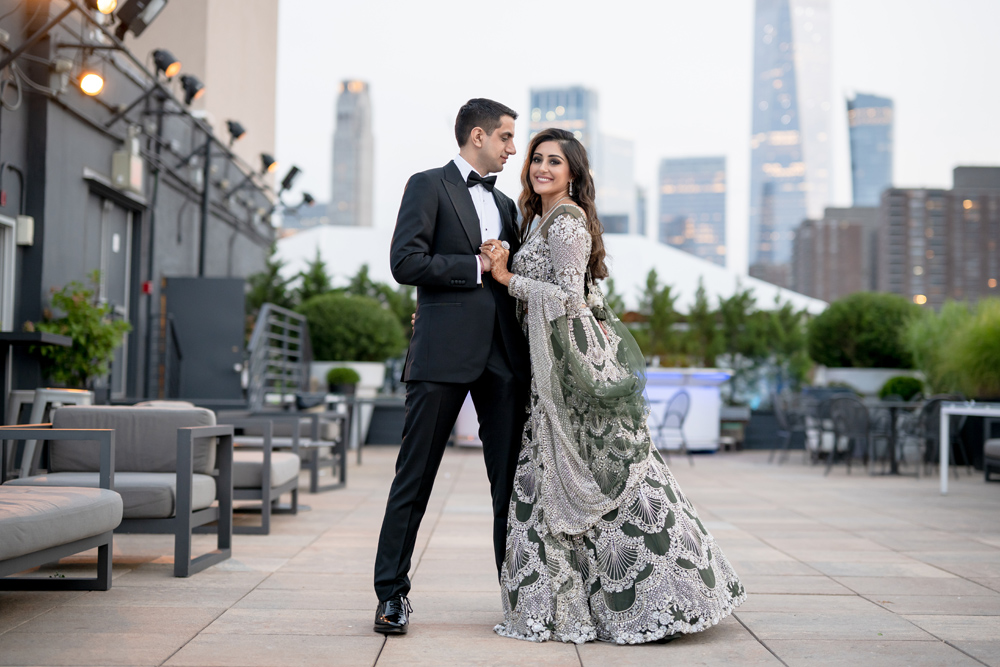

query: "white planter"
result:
(813, 367), (923, 397)
(311, 361), (387, 445)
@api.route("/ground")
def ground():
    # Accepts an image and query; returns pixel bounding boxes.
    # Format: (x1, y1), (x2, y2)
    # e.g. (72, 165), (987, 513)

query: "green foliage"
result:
(633, 269), (683, 360)
(344, 264), (416, 341)
(25, 271), (132, 388)
(686, 278), (722, 368)
(807, 292), (918, 369)
(948, 299), (1000, 398)
(298, 293), (406, 362)
(325, 366), (361, 385)
(903, 300), (972, 393)
(246, 243), (294, 315)
(295, 248), (333, 304)
(879, 376), (924, 401)
(601, 277), (626, 316)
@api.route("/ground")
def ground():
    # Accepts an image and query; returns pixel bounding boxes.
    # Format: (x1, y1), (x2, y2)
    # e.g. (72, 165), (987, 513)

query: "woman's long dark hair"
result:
(518, 128), (608, 280)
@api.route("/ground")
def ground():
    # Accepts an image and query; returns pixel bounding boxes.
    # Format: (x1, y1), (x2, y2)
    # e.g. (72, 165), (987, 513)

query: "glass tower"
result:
(749, 0), (832, 281)
(331, 80), (373, 227)
(658, 157), (727, 267)
(847, 93), (894, 207)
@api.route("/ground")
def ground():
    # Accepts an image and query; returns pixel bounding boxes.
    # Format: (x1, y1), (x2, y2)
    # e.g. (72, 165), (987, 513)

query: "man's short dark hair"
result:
(455, 98), (518, 147)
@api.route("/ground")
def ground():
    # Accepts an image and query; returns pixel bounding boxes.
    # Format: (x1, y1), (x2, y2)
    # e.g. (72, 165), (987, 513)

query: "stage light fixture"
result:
(80, 70), (104, 96)
(279, 165), (301, 192)
(261, 153), (277, 174)
(152, 48), (180, 78)
(86, 0), (118, 14)
(302, 192), (315, 206)
(226, 120), (246, 144)
(114, 0), (169, 40)
(180, 74), (204, 105)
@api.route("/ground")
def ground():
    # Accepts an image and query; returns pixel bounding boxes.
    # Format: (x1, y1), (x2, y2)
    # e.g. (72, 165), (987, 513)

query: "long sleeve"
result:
(390, 172), (479, 288)
(508, 212), (590, 318)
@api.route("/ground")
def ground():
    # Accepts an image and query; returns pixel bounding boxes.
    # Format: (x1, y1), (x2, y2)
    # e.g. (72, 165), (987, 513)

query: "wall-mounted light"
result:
(80, 69), (104, 96)
(261, 153), (277, 174)
(152, 48), (180, 78)
(226, 120), (246, 145)
(279, 165), (300, 193)
(180, 74), (204, 105)
(114, 0), (169, 40)
(86, 0), (118, 14)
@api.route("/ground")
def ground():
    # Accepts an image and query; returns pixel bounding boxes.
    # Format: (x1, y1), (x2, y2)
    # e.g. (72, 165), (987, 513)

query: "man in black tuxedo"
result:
(373, 99), (531, 635)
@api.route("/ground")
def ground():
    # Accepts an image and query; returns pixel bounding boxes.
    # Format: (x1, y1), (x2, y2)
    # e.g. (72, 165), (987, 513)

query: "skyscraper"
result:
(529, 87), (635, 232)
(331, 80), (373, 227)
(529, 86), (599, 157)
(658, 157), (727, 267)
(792, 207), (879, 301)
(748, 0), (832, 285)
(848, 93), (894, 206)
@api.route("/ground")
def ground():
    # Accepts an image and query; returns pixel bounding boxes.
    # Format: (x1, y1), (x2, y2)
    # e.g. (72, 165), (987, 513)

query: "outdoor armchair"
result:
(0, 424), (122, 590)
(4, 406), (233, 577)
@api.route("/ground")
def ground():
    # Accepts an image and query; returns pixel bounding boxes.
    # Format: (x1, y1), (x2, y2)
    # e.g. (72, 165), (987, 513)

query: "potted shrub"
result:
(326, 366), (361, 395)
(24, 271), (131, 392)
(878, 376), (924, 401)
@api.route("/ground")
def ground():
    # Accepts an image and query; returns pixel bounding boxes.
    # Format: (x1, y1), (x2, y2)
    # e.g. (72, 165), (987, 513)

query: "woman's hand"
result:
(481, 239), (513, 286)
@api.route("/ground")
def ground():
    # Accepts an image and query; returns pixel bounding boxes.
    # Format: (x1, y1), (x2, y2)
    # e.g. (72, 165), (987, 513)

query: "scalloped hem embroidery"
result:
(494, 589), (747, 645)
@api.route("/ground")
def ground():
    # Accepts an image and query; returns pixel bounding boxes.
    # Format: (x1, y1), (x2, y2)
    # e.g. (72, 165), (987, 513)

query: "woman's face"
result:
(529, 140), (572, 198)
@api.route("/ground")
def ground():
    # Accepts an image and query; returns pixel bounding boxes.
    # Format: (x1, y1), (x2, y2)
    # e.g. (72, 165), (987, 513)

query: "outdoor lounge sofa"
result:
(139, 402), (302, 535)
(4, 406), (233, 577)
(0, 425), (122, 590)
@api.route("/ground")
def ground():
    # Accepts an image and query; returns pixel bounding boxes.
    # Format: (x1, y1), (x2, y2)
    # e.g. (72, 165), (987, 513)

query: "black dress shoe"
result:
(374, 595), (412, 635)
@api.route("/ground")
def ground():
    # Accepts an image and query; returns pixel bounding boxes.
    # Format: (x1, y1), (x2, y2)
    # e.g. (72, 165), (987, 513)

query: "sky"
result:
(275, 0), (1000, 275)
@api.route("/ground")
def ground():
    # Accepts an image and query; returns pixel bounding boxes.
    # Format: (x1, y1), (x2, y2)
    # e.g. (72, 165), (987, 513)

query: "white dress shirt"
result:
(453, 154), (502, 284)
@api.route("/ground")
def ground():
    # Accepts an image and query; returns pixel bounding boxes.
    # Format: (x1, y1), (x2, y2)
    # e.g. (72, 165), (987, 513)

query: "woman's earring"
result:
(569, 181), (574, 197)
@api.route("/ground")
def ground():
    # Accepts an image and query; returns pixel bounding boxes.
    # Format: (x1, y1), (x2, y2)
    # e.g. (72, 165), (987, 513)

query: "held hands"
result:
(481, 239), (512, 286)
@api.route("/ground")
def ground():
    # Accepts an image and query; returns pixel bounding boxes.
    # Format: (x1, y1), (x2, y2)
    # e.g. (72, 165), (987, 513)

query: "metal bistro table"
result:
(325, 394), (406, 464)
(939, 401), (1000, 494)
(865, 399), (922, 475)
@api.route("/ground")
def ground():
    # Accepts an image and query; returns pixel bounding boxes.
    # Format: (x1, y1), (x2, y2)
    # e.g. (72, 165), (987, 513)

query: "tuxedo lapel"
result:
(442, 162), (481, 250)
(493, 191), (513, 244)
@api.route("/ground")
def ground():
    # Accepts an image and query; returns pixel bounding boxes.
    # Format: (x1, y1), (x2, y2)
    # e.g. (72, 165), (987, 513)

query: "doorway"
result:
(95, 196), (134, 400)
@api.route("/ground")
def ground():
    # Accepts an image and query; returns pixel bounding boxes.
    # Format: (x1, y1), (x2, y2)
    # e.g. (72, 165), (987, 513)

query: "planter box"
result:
(813, 367), (923, 397)
(310, 361), (387, 445)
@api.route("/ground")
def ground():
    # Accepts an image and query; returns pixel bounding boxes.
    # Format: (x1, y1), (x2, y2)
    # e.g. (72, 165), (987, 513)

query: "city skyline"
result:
(276, 0), (1000, 276)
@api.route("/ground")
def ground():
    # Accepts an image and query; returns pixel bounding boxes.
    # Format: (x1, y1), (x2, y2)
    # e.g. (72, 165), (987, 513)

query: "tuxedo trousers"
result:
(374, 318), (528, 602)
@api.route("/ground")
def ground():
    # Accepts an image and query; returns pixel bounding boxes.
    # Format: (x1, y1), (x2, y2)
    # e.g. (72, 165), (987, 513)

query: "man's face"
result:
(481, 115), (516, 174)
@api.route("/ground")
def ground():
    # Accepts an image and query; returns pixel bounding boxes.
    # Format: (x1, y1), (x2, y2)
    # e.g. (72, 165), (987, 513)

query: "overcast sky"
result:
(275, 0), (1000, 275)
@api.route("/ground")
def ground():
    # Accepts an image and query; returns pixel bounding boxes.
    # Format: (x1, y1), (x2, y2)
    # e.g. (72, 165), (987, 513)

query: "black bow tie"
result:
(466, 171), (497, 192)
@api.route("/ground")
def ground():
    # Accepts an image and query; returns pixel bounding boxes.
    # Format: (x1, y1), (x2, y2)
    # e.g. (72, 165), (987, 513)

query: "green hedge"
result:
(807, 292), (918, 369)
(298, 293), (406, 362)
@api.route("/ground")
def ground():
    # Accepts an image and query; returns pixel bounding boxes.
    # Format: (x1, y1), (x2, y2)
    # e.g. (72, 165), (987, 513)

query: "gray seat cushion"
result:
(0, 486), (123, 561)
(228, 417), (341, 442)
(6, 472), (216, 520)
(232, 451), (300, 489)
(51, 406), (217, 475)
(985, 439), (1000, 459)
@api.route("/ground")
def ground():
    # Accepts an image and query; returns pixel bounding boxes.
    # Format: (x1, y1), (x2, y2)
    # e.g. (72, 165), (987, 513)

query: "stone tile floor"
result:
(2, 447), (1000, 666)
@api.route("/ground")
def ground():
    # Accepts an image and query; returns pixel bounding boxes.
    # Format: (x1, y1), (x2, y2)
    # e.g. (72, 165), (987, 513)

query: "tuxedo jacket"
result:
(390, 161), (530, 385)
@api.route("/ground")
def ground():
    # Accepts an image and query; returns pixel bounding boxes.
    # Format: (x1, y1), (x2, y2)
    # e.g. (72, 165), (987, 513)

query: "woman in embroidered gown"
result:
(480, 128), (745, 645)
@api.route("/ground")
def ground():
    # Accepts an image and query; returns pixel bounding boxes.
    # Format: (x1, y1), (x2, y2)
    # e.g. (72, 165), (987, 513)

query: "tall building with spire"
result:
(847, 93), (894, 206)
(331, 80), (373, 227)
(748, 0), (832, 287)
